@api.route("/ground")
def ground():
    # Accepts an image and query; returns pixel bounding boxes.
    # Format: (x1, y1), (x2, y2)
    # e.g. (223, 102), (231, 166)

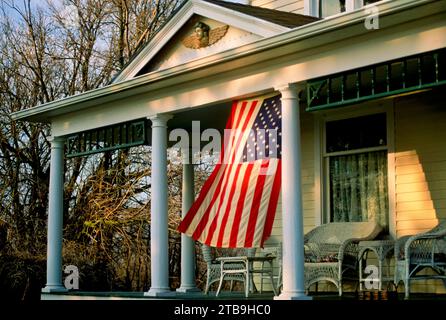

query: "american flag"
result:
(178, 94), (282, 248)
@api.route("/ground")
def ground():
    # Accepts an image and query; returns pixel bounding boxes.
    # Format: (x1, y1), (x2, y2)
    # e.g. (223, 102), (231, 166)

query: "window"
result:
(324, 113), (388, 228)
(320, 0), (346, 18)
(308, 0), (382, 18)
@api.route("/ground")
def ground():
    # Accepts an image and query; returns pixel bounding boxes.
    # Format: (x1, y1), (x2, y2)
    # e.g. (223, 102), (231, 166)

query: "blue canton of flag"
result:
(242, 95), (282, 176)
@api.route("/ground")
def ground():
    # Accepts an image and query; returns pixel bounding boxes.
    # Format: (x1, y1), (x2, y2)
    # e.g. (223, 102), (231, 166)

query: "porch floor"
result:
(41, 290), (446, 300)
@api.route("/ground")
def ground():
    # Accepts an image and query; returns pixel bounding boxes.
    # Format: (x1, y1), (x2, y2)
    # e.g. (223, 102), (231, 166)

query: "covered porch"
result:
(10, 0), (446, 300)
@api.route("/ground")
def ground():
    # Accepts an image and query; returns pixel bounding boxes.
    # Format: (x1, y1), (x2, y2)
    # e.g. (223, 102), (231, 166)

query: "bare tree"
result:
(0, 0), (188, 297)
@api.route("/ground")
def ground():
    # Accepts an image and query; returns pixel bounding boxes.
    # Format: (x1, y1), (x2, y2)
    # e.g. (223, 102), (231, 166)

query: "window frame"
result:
(305, 0), (379, 18)
(313, 100), (396, 237)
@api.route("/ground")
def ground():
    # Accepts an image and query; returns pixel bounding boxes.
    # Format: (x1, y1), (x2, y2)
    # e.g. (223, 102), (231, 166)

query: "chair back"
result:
(202, 244), (214, 265)
(304, 222), (382, 244)
(200, 243), (257, 263)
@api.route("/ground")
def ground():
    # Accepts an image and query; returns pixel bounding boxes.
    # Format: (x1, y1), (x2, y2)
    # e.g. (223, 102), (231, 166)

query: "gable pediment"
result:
(112, 0), (291, 83)
(136, 16), (263, 75)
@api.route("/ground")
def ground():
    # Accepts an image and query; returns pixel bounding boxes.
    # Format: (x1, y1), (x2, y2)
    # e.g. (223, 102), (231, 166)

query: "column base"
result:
(274, 291), (312, 300)
(176, 286), (201, 293)
(42, 285), (68, 293)
(144, 287), (176, 297)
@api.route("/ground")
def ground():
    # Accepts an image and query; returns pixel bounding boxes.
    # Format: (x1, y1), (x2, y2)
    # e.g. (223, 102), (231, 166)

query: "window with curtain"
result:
(325, 113), (389, 228)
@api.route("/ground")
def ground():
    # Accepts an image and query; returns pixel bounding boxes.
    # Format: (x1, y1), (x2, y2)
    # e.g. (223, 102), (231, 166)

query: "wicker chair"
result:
(394, 221), (446, 299)
(257, 244), (282, 294)
(201, 244), (256, 296)
(304, 222), (382, 296)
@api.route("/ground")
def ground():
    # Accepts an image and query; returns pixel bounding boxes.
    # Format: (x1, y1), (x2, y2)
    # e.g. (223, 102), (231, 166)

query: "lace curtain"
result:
(329, 150), (388, 227)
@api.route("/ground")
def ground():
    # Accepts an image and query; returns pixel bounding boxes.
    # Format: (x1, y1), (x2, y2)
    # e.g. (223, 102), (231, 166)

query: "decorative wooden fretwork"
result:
(307, 48), (446, 111)
(66, 120), (147, 158)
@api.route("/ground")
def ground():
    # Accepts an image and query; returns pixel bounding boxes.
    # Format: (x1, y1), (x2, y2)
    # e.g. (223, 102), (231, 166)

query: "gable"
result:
(136, 15), (263, 75)
(112, 0), (293, 83)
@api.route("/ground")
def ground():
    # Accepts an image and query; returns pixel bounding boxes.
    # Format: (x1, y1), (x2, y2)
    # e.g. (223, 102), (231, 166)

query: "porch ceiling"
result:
(166, 101), (231, 148)
(169, 101), (230, 133)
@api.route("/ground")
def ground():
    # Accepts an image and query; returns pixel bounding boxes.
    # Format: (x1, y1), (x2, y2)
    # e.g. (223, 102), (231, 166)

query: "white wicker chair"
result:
(304, 222), (382, 296)
(257, 244), (282, 294)
(394, 221), (446, 299)
(201, 244), (256, 296)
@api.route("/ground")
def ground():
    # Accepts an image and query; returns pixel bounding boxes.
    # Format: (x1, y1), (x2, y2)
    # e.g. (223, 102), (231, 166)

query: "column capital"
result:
(48, 136), (66, 148)
(275, 83), (299, 100)
(149, 114), (173, 128)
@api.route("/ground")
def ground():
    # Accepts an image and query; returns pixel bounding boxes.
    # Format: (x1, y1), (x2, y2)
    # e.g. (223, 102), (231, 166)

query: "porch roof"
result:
(10, 0), (446, 135)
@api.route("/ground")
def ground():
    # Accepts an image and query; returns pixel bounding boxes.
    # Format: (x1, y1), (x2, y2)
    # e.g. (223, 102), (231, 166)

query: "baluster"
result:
(434, 53), (439, 83)
(418, 57), (422, 86)
(402, 60), (407, 89)
(327, 78), (331, 104)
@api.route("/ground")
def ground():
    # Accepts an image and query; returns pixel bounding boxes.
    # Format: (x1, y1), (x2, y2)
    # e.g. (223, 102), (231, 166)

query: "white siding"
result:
(251, 0), (305, 14)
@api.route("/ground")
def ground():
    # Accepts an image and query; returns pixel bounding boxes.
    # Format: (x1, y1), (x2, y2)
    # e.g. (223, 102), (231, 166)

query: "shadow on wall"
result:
(394, 88), (446, 236)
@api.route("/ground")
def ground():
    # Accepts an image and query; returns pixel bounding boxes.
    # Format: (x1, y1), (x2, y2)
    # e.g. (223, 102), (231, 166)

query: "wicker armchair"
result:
(394, 221), (446, 299)
(201, 244), (256, 296)
(304, 222), (382, 296)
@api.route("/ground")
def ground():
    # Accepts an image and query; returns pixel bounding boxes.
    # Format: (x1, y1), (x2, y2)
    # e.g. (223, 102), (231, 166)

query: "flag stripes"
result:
(178, 94), (282, 248)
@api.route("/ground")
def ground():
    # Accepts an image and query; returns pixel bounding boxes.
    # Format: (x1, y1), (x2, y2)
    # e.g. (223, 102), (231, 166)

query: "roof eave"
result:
(11, 0), (441, 123)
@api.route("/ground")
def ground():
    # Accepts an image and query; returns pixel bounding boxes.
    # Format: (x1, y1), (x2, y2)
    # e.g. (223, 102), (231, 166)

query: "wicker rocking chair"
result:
(304, 222), (382, 296)
(394, 221), (446, 299)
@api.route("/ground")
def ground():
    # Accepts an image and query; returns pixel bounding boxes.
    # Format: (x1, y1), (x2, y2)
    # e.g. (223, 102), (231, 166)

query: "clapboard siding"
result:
(394, 90), (446, 240)
(251, 0), (305, 14)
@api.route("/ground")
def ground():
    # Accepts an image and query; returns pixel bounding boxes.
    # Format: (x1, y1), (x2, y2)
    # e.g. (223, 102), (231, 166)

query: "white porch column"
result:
(42, 136), (67, 293)
(146, 114), (175, 297)
(275, 84), (311, 300)
(177, 154), (199, 293)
